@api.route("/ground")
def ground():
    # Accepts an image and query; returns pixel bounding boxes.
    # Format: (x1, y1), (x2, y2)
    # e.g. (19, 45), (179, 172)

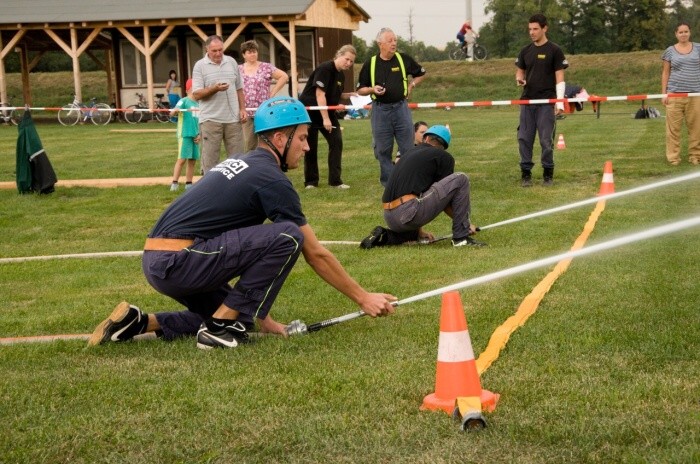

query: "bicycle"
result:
(57, 95), (112, 126)
(0, 96), (20, 126)
(123, 92), (171, 124)
(450, 41), (488, 61)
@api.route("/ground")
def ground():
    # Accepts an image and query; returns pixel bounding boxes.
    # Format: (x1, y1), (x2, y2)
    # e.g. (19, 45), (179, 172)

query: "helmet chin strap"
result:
(260, 126), (298, 172)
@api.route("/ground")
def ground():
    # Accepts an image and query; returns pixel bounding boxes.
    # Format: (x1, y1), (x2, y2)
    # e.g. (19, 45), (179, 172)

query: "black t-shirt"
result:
(357, 53), (426, 103)
(149, 149), (307, 239)
(299, 60), (344, 106)
(515, 41), (568, 99)
(382, 143), (455, 202)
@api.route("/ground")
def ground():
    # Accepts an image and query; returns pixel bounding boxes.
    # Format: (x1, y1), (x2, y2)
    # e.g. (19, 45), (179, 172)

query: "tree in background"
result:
(665, 0), (699, 43)
(480, 0), (669, 57)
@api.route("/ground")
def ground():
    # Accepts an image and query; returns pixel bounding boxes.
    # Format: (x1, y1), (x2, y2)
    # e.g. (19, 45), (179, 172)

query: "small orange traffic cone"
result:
(556, 134), (566, 149)
(598, 160), (615, 195)
(421, 292), (499, 414)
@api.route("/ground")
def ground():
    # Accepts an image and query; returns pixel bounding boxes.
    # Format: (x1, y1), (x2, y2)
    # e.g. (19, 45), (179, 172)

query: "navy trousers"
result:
(143, 222), (304, 340)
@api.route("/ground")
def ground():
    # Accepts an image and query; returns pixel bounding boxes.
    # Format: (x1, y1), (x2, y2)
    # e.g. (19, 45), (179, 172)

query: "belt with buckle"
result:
(144, 237), (194, 251)
(383, 194), (417, 210)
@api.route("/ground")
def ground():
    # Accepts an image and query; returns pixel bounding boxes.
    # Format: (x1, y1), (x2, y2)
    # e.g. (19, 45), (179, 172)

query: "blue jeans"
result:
(371, 100), (414, 185)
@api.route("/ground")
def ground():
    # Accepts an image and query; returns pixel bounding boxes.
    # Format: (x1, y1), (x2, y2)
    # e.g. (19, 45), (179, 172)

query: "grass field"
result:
(1, 60), (699, 462)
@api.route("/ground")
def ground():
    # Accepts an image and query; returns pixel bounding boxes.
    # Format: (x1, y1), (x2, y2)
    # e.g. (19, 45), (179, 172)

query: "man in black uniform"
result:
(299, 44), (356, 189)
(88, 97), (397, 350)
(515, 13), (568, 187)
(357, 27), (426, 186)
(359, 125), (486, 249)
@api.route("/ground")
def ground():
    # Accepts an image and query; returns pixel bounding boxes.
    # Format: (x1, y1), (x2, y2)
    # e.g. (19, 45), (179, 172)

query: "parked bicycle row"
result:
(1, 92), (175, 126)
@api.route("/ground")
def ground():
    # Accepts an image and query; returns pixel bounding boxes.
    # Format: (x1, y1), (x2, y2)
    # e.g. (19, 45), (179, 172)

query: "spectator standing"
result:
(165, 70), (181, 122)
(87, 97), (397, 350)
(192, 35), (247, 173)
(299, 44), (357, 189)
(359, 125), (485, 249)
(239, 40), (289, 152)
(169, 79), (200, 191)
(456, 20), (479, 62)
(357, 27), (426, 186)
(661, 21), (700, 166)
(515, 13), (568, 187)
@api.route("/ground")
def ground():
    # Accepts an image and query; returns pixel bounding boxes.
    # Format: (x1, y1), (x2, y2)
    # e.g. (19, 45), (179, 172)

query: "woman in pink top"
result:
(239, 40), (290, 151)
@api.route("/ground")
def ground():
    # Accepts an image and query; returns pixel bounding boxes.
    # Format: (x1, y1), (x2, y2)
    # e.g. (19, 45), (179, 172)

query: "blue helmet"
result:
(254, 96), (311, 134)
(424, 125), (452, 148)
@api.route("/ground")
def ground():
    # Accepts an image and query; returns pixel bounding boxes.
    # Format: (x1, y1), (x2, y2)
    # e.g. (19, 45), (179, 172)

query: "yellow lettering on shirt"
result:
(391, 66), (400, 72)
(537, 54), (546, 59)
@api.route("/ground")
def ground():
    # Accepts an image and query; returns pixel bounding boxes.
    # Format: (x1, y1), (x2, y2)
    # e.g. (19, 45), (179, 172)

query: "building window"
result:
(120, 37), (178, 87)
(255, 32), (314, 81)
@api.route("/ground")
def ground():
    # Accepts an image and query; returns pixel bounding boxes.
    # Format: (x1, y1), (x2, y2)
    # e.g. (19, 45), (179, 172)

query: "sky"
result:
(354, 0), (490, 49)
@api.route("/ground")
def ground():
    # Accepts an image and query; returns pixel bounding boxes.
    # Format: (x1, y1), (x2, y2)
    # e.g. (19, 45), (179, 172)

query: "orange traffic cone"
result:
(421, 292), (499, 414)
(598, 160), (615, 195)
(556, 134), (566, 150)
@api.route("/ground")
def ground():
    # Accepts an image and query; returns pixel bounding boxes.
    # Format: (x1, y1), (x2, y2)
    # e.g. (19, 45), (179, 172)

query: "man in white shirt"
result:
(192, 35), (247, 173)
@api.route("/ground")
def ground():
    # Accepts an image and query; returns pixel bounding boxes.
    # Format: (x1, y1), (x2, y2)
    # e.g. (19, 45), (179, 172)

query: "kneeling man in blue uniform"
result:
(89, 97), (396, 350)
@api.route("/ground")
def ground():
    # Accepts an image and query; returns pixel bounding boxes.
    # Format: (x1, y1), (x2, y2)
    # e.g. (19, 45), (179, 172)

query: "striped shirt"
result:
(662, 43), (700, 93)
(192, 54), (244, 123)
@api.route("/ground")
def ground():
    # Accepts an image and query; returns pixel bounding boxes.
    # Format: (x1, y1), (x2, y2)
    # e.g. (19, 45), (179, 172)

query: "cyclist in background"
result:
(456, 20), (479, 62)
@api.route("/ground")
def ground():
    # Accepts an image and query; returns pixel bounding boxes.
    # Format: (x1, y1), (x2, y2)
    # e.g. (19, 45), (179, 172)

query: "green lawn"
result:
(0, 104), (698, 463)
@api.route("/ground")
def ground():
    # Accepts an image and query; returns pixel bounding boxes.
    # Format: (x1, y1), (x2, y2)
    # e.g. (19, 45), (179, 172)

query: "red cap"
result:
(185, 78), (193, 91)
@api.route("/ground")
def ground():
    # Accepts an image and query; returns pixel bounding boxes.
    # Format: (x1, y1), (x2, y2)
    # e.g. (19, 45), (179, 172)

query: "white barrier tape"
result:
(5, 92), (699, 113)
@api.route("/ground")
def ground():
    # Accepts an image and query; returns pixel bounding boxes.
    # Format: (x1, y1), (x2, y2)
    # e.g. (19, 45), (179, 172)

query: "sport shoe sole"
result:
(87, 301), (142, 346)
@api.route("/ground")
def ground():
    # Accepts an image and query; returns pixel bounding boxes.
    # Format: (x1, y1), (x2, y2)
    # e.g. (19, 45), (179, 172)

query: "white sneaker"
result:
(305, 185), (317, 190)
(170, 182), (179, 191)
(332, 184), (350, 189)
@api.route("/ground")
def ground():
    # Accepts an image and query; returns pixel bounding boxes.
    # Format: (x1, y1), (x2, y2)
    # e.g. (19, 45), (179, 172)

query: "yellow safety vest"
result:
(369, 52), (407, 100)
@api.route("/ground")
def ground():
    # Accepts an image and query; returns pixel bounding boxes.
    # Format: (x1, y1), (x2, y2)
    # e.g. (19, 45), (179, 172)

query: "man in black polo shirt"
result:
(357, 27), (426, 186)
(88, 97), (397, 350)
(359, 125), (486, 249)
(515, 13), (568, 187)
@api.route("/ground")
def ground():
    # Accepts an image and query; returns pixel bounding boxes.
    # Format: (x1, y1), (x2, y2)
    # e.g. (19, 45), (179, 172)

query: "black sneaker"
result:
(360, 226), (388, 249)
(88, 301), (147, 346)
(196, 320), (249, 350)
(452, 236), (488, 247)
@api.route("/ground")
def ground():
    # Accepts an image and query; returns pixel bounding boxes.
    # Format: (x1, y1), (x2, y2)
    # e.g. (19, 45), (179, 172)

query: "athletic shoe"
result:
(332, 184), (350, 189)
(196, 320), (249, 350)
(360, 226), (388, 249)
(87, 301), (147, 346)
(170, 182), (179, 191)
(543, 178), (554, 187)
(305, 185), (317, 190)
(452, 236), (488, 247)
(185, 183), (193, 190)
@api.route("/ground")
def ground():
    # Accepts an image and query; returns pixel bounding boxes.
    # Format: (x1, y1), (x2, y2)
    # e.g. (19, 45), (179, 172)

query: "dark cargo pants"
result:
(143, 222), (304, 340)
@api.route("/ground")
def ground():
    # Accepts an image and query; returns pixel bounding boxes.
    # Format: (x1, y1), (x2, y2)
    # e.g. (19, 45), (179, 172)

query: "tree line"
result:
(3, 0), (697, 72)
(353, 0), (698, 63)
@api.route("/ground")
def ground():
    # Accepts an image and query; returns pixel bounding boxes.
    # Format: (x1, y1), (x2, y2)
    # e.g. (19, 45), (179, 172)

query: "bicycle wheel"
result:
(57, 105), (80, 126)
(449, 49), (465, 61)
(473, 45), (488, 61)
(1, 108), (19, 125)
(154, 106), (170, 123)
(90, 103), (112, 126)
(123, 105), (144, 124)
(9, 109), (19, 125)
